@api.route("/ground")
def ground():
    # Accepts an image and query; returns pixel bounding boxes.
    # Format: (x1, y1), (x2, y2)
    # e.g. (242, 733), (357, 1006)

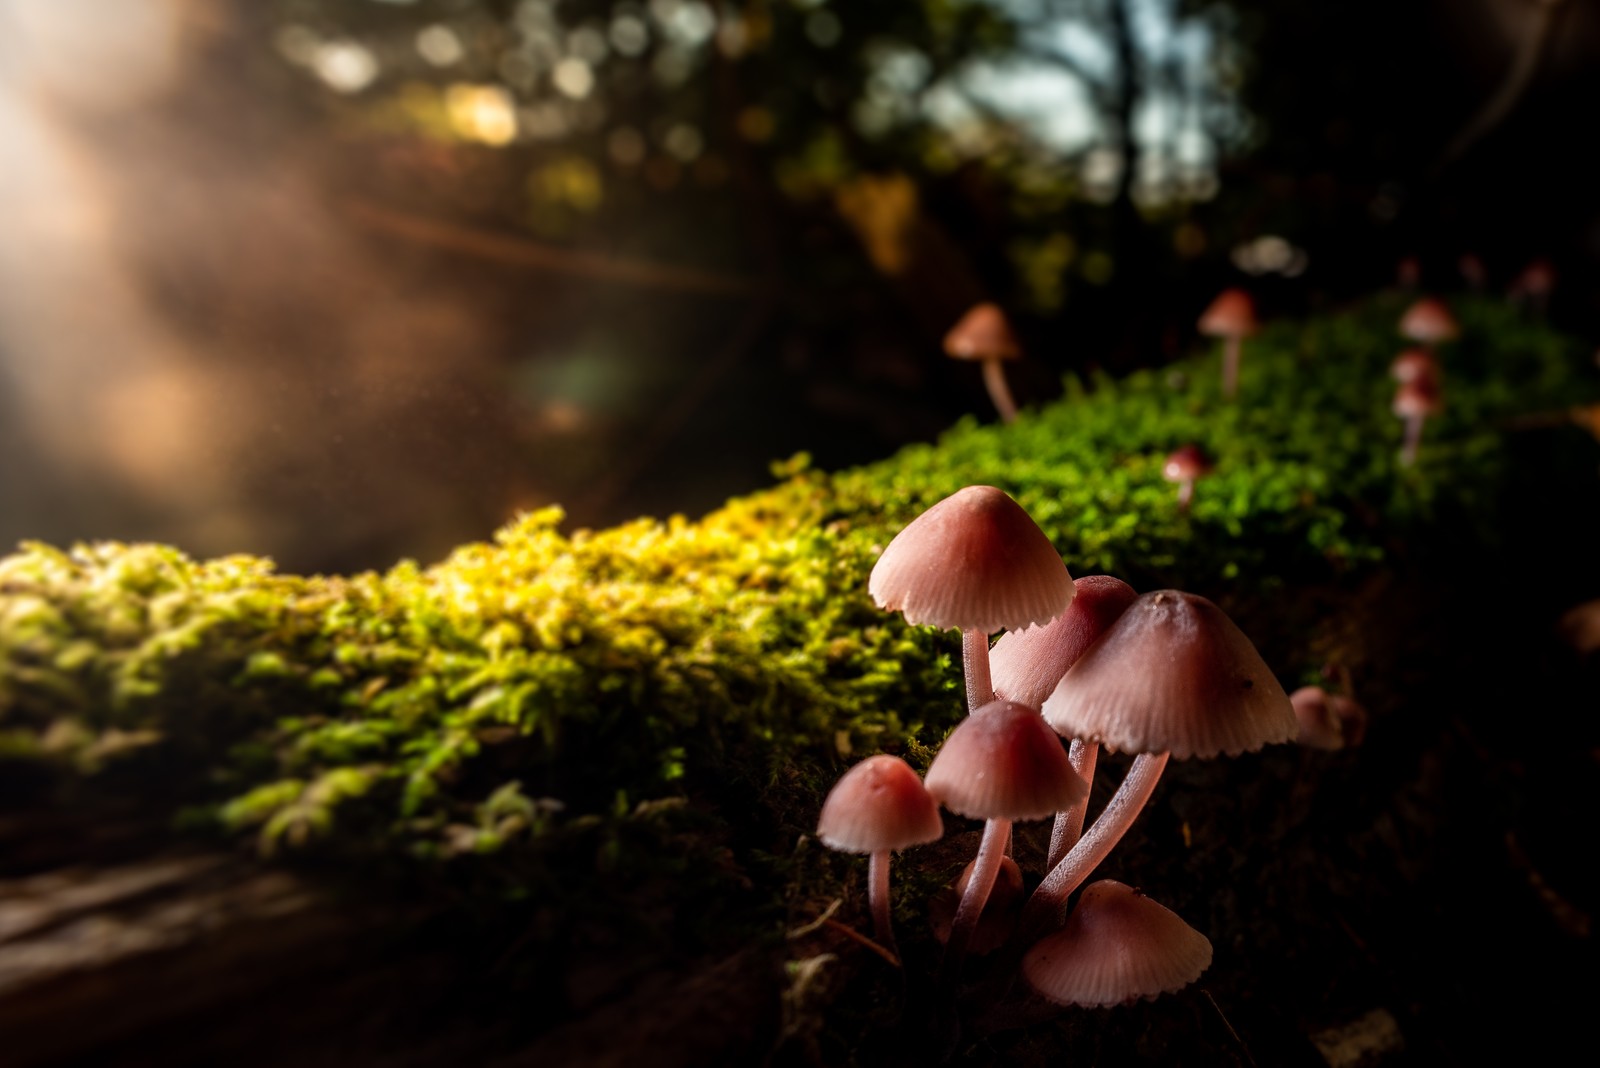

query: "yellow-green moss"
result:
(0, 296), (1594, 880)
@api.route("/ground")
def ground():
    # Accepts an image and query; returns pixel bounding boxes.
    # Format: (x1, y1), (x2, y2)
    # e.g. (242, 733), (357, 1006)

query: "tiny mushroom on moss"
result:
(817, 754), (944, 955)
(945, 302), (1023, 423)
(1391, 348), (1441, 387)
(1162, 444), (1212, 512)
(1022, 880), (1212, 1008)
(1399, 297), (1459, 352)
(1197, 288), (1258, 399)
(868, 485), (1076, 714)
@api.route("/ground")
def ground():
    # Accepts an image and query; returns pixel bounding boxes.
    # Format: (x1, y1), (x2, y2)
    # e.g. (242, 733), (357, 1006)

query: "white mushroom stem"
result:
(1221, 336), (1242, 399)
(1046, 739), (1099, 870)
(963, 628), (994, 714)
(1021, 751), (1170, 941)
(1176, 479), (1195, 511)
(981, 358), (1019, 424)
(868, 849), (896, 955)
(940, 816), (1011, 986)
(1400, 414), (1426, 466)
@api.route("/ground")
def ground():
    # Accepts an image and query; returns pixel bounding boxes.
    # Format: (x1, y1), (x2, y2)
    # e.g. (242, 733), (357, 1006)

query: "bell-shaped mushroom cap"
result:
(1022, 880), (1212, 1007)
(1042, 590), (1296, 759)
(1393, 378), (1443, 418)
(991, 576), (1139, 710)
(1162, 444), (1212, 484)
(1291, 686), (1345, 750)
(1390, 348), (1440, 385)
(1197, 288), (1257, 337)
(944, 302), (1022, 362)
(817, 754), (944, 853)
(869, 486), (1076, 634)
(1399, 297), (1459, 343)
(925, 700), (1089, 820)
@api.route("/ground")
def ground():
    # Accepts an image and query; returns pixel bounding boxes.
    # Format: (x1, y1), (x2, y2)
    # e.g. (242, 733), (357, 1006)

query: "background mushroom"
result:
(944, 302), (1023, 424)
(1162, 444), (1212, 512)
(1398, 297), (1460, 353)
(1024, 591), (1295, 937)
(1197, 288), (1258, 399)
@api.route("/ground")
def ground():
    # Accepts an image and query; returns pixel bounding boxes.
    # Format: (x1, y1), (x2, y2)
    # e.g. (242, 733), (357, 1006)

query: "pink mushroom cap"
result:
(1197, 288), (1258, 337)
(1390, 348), (1440, 385)
(868, 485), (1076, 634)
(1042, 590), (1296, 759)
(1399, 298), (1459, 344)
(817, 754), (944, 853)
(1162, 444), (1212, 484)
(924, 699), (1089, 820)
(1393, 379), (1443, 418)
(1022, 880), (1213, 1007)
(944, 302), (1022, 362)
(991, 576), (1140, 710)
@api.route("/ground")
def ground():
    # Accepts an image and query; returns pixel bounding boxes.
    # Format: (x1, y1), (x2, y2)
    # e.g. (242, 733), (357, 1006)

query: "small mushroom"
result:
(868, 485), (1076, 714)
(925, 699), (1088, 984)
(1394, 377), (1443, 467)
(1162, 444), (1212, 512)
(1290, 686), (1344, 750)
(817, 754), (944, 954)
(944, 302), (1023, 423)
(1023, 591), (1295, 937)
(1022, 880), (1212, 1007)
(1510, 258), (1556, 317)
(1197, 288), (1258, 399)
(1398, 297), (1459, 353)
(1458, 252), (1487, 292)
(1390, 348), (1440, 387)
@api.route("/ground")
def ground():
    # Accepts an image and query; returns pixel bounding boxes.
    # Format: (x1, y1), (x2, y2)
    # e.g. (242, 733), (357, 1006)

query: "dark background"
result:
(2, 0), (1597, 572)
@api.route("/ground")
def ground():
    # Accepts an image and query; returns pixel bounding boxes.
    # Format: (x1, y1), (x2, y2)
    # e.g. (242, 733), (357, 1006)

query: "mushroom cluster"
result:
(1394, 298), (1455, 466)
(816, 485), (1297, 1011)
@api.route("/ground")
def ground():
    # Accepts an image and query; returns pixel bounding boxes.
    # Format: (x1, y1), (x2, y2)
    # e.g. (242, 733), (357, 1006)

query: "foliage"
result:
(0, 297), (1593, 891)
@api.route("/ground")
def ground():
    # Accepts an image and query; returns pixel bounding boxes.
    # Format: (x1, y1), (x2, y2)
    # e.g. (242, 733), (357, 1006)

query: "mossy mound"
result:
(0, 296), (1594, 918)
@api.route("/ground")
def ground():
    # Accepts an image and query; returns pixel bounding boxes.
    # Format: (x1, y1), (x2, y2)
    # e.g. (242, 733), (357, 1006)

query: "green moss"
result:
(0, 297), (1594, 892)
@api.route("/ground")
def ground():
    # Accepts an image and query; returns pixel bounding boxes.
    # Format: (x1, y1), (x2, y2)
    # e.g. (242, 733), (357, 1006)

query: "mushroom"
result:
(868, 485), (1076, 714)
(1394, 377), (1443, 467)
(1022, 591), (1295, 937)
(1390, 348), (1440, 387)
(1398, 297), (1459, 353)
(944, 302), (1023, 423)
(924, 699), (1088, 983)
(1292, 685), (1370, 750)
(1022, 880), (1212, 1007)
(1197, 288), (1258, 399)
(991, 575), (1139, 868)
(816, 754), (944, 954)
(1458, 252), (1487, 292)
(1162, 444), (1212, 512)
(928, 855), (1025, 956)
(1510, 258), (1556, 316)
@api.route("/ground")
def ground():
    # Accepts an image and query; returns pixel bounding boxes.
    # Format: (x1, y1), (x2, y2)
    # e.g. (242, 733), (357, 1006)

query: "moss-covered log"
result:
(2, 296), (1596, 1064)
